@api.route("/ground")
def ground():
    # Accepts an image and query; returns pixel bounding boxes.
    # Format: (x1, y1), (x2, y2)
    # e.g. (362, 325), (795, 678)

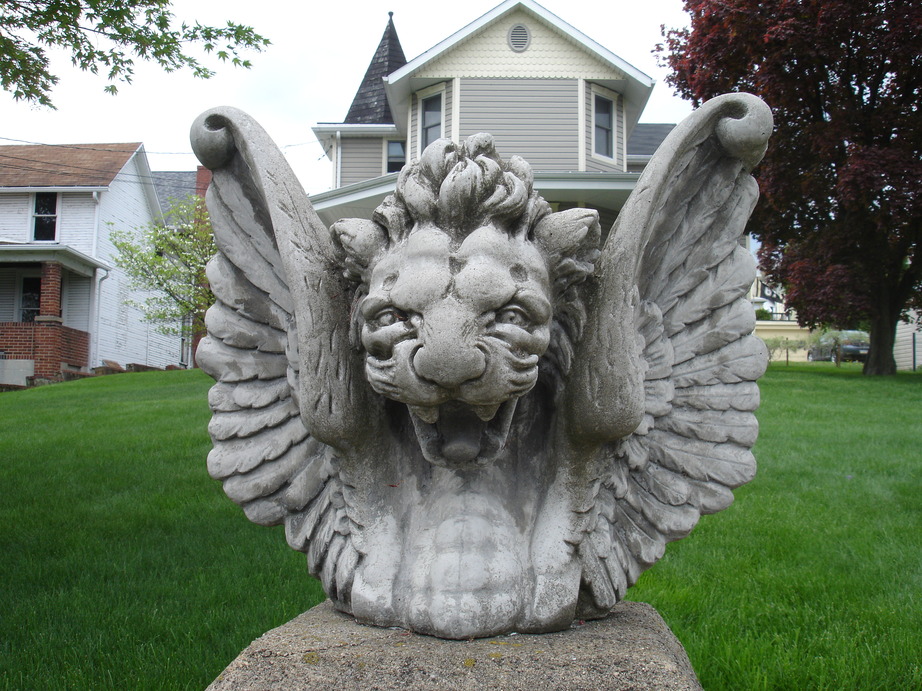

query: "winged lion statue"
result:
(190, 92), (772, 639)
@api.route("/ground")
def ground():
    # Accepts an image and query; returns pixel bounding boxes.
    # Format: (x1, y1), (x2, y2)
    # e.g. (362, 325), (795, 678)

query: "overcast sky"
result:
(0, 0), (693, 195)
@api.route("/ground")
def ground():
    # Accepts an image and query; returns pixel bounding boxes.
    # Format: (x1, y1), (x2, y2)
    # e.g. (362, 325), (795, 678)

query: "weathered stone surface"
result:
(207, 601), (701, 691)
(191, 93), (772, 640)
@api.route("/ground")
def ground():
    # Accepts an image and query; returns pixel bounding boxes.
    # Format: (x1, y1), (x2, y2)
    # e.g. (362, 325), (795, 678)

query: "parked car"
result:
(807, 331), (870, 363)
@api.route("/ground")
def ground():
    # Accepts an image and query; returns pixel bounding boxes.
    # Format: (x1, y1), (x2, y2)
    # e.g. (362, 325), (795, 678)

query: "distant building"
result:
(0, 142), (190, 386)
(309, 0), (673, 235)
(895, 316), (920, 371)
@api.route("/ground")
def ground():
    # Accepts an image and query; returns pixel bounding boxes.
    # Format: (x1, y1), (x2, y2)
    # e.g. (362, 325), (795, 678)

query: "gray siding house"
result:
(310, 0), (670, 232)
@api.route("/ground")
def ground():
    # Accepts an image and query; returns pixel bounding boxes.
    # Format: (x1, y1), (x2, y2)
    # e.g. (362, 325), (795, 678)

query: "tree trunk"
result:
(864, 311), (898, 375)
(190, 312), (207, 368)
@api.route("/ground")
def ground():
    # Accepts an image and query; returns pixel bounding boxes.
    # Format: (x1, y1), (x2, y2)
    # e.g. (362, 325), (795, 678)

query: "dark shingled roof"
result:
(626, 124), (676, 156)
(344, 13), (407, 124)
(0, 143), (140, 188)
(152, 171), (197, 213)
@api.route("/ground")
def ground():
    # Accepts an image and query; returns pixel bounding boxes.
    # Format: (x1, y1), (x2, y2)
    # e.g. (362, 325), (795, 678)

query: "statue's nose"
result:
(413, 342), (487, 388)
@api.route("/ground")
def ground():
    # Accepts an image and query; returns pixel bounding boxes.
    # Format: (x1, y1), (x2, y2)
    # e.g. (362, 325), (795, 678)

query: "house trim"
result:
(0, 186), (108, 193)
(313, 124), (401, 155)
(452, 77), (462, 144)
(590, 83), (620, 166)
(132, 145), (162, 220)
(415, 82), (448, 158)
(0, 244), (111, 277)
(577, 79), (587, 171)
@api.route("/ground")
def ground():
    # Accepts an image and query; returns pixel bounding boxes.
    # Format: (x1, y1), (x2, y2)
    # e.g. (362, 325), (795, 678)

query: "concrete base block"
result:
(208, 600), (701, 690)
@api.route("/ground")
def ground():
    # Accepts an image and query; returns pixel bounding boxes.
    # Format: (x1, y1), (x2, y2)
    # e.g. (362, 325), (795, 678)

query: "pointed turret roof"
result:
(344, 12), (407, 124)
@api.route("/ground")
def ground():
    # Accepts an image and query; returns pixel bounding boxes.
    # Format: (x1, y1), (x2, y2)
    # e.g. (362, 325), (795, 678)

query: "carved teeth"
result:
(410, 405), (440, 424)
(472, 404), (501, 422)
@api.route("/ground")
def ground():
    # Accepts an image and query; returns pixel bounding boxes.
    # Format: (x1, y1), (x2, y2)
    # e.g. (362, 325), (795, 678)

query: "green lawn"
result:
(1, 364), (920, 689)
(0, 371), (321, 690)
(628, 362), (922, 689)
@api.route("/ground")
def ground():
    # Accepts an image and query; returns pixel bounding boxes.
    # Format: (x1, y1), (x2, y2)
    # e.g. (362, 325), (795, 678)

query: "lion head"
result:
(332, 134), (600, 468)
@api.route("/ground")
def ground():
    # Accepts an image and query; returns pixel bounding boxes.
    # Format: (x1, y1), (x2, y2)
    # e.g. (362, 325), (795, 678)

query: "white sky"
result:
(0, 0), (693, 195)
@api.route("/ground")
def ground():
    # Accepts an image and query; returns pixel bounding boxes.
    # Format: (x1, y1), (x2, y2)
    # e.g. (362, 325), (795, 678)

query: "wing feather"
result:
(579, 94), (772, 611)
(207, 417), (308, 477)
(671, 299), (757, 365)
(191, 107), (363, 594)
(208, 379), (291, 412)
(672, 336), (769, 387)
(674, 382), (760, 411)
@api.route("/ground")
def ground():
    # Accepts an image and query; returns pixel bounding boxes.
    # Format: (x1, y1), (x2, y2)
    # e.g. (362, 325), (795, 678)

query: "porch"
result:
(0, 246), (106, 386)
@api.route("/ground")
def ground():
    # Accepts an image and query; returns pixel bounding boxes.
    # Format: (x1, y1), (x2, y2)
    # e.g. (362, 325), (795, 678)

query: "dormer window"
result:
(421, 94), (443, 149)
(594, 94), (614, 159)
(33, 192), (58, 241)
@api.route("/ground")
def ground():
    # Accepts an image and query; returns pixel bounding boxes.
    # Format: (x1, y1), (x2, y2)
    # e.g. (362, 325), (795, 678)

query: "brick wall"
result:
(0, 321), (89, 379)
(0, 323), (36, 360)
(195, 166), (212, 197)
(60, 326), (89, 367)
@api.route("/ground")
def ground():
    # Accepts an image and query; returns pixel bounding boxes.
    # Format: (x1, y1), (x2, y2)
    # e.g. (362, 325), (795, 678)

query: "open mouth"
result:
(407, 399), (518, 467)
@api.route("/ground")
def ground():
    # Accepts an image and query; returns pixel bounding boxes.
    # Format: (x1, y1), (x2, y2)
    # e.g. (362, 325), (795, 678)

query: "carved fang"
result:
(472, 404), (501, 422)
(410, 405), (440, 424)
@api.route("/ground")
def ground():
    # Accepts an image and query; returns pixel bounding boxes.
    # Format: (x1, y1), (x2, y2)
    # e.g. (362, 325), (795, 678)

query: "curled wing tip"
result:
(190, 106), (249, 170)
(708, 93), (774, 170)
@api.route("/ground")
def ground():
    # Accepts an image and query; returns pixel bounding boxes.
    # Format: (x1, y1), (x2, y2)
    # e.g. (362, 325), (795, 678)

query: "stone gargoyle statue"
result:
(191, 92), (772, 640)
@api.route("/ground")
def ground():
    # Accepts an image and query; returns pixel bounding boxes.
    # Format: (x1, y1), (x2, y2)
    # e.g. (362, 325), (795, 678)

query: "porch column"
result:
(39, 261), (63, 318)
(34, 261), (64, 379)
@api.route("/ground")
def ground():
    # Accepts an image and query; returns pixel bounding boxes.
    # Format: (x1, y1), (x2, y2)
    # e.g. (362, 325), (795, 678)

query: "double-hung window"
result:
(20, 276), (41, 322)
(594, 94), (614, 159)
(33, 192), (58, 241)
(421, 94), (442, 150)
(387, 140), (406, 173)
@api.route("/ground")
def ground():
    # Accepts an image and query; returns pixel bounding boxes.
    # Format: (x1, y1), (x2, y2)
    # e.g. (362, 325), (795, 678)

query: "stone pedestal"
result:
(207, 601), (701, 691)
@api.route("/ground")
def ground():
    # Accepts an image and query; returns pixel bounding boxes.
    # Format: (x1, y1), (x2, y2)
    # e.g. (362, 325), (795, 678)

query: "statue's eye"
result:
(495, 306), (529, 327)
(373, 308), (409, 328)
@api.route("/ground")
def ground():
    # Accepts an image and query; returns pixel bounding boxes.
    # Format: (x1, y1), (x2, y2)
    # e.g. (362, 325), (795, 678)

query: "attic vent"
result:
(508, 24), (531, 52)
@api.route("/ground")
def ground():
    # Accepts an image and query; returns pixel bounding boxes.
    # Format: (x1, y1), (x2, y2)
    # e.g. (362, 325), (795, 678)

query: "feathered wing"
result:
(190, 107), (366, 604)
(573, 94), (773, 613)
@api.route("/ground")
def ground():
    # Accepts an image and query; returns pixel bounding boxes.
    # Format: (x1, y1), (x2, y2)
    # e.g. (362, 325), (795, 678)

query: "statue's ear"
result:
(532, 208), (601, 262)
(331, 218), (388, 280)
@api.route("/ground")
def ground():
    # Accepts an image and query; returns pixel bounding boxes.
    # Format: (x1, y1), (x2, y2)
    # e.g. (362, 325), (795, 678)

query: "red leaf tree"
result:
(659, 0), (921, 374)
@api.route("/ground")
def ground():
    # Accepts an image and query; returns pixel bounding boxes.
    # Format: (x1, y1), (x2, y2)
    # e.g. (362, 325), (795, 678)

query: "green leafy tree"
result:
(1, 0), (269, 107)
(762, 336), (807, 364)
(110, 194), (215, 348)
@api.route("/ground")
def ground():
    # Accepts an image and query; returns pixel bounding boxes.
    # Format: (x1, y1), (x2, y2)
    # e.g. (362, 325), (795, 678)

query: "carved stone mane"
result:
(333, 134), (598, 390)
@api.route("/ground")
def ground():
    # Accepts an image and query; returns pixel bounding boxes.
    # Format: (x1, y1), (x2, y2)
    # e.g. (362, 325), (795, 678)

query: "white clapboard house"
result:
(0, 142), (187, 386)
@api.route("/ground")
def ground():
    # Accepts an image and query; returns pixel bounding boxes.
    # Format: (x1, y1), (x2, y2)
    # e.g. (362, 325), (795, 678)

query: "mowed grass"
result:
(628, 362), (922, 689)
(0, 371), (323, 690)
(1, 364), (920, 689)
